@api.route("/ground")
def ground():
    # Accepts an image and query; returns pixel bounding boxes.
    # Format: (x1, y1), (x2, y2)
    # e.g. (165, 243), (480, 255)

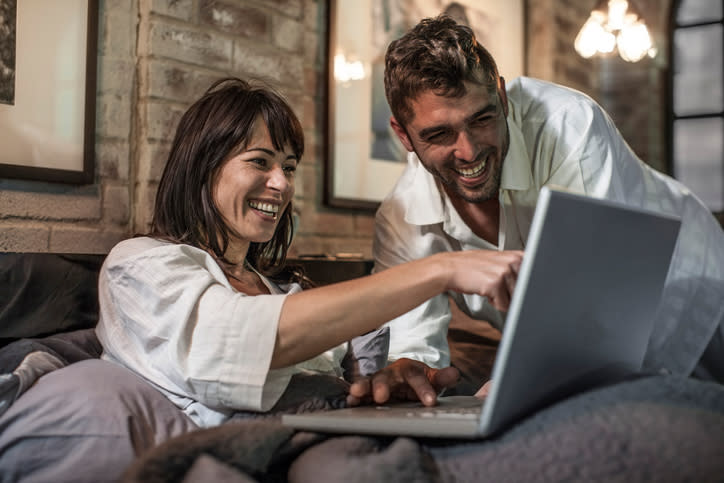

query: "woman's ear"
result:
(390, 117), (414, 152)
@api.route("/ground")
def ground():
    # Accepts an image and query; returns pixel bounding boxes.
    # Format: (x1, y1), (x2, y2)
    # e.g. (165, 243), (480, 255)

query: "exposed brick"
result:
(304, 0), (324, 32)
(354, 213), (376, 236)
(293, 163), (319, 200)
(49, 225), (128, 254)
(304, 66), (321, 98)
(99, 0), (137, 57)
(150, 0), (194, 21)
(199, 0), (269, 39)
(272, 16), (304, 54)
(0, 223), (49, 251)
(97, 92), (133, 140)
(232, 45), (304, 87)
(133, 184), (158, 235)
(97, 138), (131, 182)
(97, 57), (136, 95)
(144, 140), (172, 183)
(148, 61), (221, 102)
(146, 101), (186, 142)
(296, 206), (354, 236)
(0, 190), (101, 221)
(103, 184), (130, 226)
(265, 0), (304, 19)
(149, 21), (233, 70)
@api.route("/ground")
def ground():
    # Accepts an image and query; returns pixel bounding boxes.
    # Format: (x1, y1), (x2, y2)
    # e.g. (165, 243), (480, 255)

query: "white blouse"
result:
(96, 236), (347, 427)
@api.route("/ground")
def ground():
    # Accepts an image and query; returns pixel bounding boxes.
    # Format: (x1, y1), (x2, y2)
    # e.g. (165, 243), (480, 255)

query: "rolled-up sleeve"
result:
(96, 239), (295, 414)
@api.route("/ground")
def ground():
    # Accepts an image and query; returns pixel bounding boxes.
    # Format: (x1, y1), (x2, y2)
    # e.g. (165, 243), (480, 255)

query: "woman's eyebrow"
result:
(244, 147), (275, 155)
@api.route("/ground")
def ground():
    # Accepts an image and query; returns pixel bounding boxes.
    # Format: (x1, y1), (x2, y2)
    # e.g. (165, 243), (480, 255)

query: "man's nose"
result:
(453, 130), (476, 161)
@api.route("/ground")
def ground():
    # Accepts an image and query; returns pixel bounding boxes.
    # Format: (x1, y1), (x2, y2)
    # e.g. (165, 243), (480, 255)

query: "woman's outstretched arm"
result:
(273, 249), (523, 369)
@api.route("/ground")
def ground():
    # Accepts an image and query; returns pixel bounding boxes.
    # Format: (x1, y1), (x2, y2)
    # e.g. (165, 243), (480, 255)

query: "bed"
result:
(1, 252), (724, 482)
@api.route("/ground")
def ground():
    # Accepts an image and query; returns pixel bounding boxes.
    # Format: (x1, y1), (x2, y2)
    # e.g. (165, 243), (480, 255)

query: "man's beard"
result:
(444, 166), (502, 203)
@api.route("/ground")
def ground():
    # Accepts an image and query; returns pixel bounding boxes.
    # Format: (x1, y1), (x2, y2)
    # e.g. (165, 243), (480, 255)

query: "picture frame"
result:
(324, 0), (525, 211)
(0, 0), (98, 184)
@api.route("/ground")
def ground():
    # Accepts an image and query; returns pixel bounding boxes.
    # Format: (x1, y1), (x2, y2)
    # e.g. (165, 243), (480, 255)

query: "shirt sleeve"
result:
(96, 241), (292, 412)
(372, 204), (452, 368)
(547, 97), (724, 377)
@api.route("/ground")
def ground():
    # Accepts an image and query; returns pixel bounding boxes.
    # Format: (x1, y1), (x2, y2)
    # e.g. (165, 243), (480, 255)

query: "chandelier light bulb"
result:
(607, 0), (629, 30)
(574, 12), (607, 58)
(617, 20), (653, 62)
(574, 0), (655, 62)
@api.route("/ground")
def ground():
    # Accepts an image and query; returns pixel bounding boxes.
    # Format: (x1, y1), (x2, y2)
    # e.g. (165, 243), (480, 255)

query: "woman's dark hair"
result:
(384, 15), (501, 127)
(150, 77), (304, 278)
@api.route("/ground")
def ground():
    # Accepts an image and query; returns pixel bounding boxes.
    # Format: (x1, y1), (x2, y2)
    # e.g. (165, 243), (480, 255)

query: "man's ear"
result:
(498, 76), (509, 117)
(390, 117), (414, 152)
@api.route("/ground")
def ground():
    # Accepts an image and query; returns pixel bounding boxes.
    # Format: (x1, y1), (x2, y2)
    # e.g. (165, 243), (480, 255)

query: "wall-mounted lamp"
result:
(574, 0), (657, 62)
(334, 53), (366, 83)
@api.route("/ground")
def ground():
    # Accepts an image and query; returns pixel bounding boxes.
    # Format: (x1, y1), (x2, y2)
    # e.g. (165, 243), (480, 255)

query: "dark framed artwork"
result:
(324, 0), (525, 211)
(0, 0), (98, 184)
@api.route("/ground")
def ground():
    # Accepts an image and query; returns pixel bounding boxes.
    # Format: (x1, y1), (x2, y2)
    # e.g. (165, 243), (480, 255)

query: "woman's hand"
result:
(440, 250), (524, 312)
(346, 358), (460, 407)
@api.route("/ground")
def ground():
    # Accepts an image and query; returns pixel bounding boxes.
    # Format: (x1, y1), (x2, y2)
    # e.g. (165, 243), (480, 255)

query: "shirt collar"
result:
(500, 114), (533, 191)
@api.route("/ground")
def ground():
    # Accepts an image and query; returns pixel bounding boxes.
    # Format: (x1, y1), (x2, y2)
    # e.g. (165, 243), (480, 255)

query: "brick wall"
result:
(0, 0), (673, 255)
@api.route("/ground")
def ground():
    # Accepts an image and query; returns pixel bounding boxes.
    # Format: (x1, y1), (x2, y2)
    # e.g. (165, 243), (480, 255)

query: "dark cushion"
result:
(0, 253), (104, 345)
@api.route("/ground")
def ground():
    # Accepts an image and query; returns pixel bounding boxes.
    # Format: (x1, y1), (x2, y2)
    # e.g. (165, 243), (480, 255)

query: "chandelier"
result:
(574, 0), (657, 62)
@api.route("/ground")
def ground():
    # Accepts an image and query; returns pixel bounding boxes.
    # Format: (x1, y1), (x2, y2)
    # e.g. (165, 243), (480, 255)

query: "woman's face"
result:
(213, 117), (297, 259)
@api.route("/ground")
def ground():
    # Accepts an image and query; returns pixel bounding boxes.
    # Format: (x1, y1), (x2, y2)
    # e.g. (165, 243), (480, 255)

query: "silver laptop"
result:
(282, 187), (682, 439)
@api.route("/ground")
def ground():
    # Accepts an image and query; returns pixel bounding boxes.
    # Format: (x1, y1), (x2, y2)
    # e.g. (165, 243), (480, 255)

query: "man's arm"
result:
(372, 206), (455, 368)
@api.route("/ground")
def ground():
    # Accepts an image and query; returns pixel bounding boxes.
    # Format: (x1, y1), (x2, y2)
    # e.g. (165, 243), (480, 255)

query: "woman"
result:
(96, 78), (522, 427)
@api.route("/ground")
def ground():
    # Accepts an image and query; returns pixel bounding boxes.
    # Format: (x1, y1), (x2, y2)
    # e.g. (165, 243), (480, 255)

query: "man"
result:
(370, 15), (724, 390)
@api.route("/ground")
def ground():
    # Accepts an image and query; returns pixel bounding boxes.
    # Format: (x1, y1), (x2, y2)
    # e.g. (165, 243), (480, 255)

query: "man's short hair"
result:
(384, 15), (501, 127)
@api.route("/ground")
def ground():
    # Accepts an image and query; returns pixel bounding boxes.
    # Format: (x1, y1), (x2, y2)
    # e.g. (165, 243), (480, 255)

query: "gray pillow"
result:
(0, 359), (198, 482)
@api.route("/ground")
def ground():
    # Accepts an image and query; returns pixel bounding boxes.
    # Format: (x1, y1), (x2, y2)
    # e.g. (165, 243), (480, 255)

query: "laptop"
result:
(282, 186), (682, 439)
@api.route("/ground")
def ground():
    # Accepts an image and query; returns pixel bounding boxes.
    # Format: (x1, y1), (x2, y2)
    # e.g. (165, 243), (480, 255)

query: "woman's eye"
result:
(283, 165), (297, 175)
(250, 158), (267, 167)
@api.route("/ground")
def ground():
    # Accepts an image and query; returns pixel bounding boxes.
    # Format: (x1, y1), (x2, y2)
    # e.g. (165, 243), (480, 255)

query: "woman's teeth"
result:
(456, 159), (487, 178)
(248, 200), (279, 219)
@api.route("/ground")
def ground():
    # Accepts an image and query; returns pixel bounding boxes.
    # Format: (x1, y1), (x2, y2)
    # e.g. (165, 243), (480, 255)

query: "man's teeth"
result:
(457, 159), (486, 178)
(248, 201), (279, 217)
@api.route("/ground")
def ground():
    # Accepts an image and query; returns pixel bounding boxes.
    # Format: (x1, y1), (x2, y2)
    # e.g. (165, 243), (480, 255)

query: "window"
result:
(671, 0), (723, 212)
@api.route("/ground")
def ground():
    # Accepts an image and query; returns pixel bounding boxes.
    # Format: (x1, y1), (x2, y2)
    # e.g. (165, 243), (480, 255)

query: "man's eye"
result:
(426, 131), (452, 143)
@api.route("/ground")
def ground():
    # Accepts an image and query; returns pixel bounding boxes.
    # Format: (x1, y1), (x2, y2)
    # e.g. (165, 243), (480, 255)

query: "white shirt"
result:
(374, 77), (724, 377)
(96, 237), (347, 427)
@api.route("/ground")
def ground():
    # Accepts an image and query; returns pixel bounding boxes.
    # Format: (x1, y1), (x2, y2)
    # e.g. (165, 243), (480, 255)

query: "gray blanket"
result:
(123, 374), (724, 483)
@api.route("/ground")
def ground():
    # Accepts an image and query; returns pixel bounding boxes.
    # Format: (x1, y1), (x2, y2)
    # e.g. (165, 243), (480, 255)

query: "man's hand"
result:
(346, 358), (460, 407)
(475, 380), (492, 399)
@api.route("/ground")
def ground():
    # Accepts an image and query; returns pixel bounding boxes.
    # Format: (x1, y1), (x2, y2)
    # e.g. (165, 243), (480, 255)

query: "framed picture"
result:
(0, 0), (98, 184)
(324, 0), (525, 211)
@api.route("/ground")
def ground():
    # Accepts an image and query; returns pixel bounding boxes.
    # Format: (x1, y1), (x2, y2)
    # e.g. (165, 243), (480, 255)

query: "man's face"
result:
(391, 80), (509, 204)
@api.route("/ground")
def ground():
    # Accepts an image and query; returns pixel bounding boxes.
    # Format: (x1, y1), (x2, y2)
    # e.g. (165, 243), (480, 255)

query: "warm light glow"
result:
(574, 13), (608, 58)
(617, 20), (653, 62)
(334, 53), (365, 83)
(607, 0), (629, 30)
(574, 0), (656, 63)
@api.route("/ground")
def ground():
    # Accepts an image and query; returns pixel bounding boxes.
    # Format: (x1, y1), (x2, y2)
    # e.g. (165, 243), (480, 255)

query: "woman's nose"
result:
(267, 166), (291, 192)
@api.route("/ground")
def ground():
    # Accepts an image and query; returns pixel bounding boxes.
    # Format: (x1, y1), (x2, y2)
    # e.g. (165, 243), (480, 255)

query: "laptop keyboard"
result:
(371, 396), (483, 419)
